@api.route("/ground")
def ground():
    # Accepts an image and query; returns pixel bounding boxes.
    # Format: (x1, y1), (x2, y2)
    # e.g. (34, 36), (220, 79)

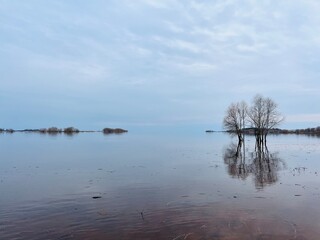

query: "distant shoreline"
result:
(0, 127), (128, 135)
(206, 126), (320, 136)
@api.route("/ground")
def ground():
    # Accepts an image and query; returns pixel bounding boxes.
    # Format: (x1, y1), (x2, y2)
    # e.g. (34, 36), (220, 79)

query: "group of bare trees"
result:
(223, 94), (284, 146)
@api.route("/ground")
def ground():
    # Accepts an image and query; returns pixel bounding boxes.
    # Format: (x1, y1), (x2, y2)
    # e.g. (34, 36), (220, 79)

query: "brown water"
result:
(1, 131), (320, 239)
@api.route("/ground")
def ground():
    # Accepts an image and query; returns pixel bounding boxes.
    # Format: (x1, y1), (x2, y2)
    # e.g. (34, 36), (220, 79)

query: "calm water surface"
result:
(1, 131), (320, 239)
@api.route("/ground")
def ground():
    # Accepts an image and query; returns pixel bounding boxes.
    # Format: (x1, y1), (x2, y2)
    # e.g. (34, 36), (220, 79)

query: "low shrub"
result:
(103, 128), (128, 134)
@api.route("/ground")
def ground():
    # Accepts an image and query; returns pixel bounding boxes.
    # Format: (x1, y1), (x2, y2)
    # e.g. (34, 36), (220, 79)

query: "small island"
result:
(0, 127), (128, 135)
(102, 128), (128, 134)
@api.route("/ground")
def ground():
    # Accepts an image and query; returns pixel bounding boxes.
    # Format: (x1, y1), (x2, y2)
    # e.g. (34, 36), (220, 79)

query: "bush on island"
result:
(46, 127), (62, 134)
(103, 128), (128, 134)
(63, 127), (80, 134)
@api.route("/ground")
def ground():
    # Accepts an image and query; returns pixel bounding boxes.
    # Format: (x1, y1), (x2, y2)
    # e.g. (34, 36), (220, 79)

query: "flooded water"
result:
(1, 131), (320, 239)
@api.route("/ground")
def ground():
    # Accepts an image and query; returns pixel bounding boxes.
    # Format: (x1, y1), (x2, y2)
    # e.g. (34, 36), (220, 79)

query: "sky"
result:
(0, 0), (320, 131)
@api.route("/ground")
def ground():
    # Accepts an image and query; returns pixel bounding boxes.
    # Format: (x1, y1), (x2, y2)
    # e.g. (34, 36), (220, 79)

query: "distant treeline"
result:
(0, 127), (128, 135)
(275, 126), (320, 136)
(226, 126), (320, 136)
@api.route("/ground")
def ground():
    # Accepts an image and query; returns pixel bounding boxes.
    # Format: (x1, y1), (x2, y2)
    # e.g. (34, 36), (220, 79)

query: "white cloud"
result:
(137, 0), (171, 8)
(32, 58), (109, 82)
(236, 43), (267, 53)
(172, 61), (217, 74)
(1, 0), (320, 128)
(163, 20), (185, 33)
(152, 36), (202, 53)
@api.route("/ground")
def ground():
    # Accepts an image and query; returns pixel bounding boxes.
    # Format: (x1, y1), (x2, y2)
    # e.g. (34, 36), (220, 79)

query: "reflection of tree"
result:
(223, 142), (286, 189)
(224, 142), (249, 181)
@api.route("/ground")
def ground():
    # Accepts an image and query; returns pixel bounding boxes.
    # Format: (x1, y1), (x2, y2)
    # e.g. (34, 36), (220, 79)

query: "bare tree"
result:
(248, 95), (284, 145)
(223, 101), (248, 143)
(238, 101), (248, 134)
(223, 95), (283, 146)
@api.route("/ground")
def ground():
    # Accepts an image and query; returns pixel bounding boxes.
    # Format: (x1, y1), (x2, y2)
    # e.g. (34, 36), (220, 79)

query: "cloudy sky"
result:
(1, 0), (320, 131)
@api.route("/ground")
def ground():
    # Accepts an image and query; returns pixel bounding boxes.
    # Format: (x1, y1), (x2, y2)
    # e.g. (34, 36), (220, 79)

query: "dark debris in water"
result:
(92, 196), (102, 199)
